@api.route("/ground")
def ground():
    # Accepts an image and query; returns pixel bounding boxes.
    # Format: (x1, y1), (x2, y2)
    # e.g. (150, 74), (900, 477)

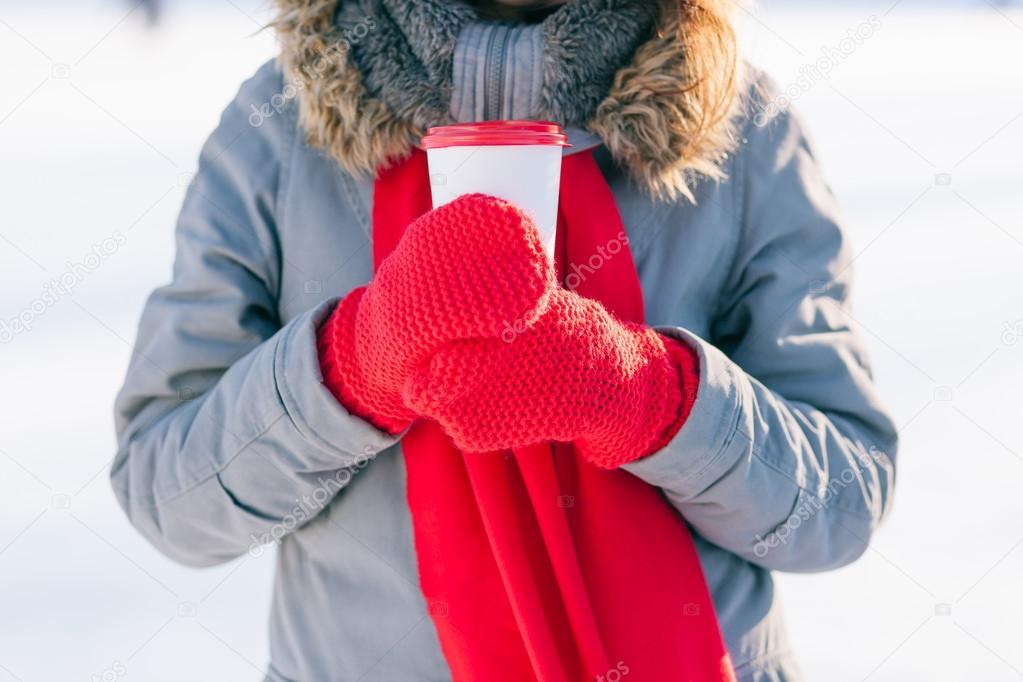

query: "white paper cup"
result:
(422, 121), (569, 258)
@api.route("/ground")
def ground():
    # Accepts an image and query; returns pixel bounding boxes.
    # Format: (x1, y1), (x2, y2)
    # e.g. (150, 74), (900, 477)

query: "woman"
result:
(111, 0), (898, 680)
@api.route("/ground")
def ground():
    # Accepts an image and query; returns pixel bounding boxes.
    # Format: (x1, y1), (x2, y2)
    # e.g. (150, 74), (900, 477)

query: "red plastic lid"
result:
(421, 120), (569, 149)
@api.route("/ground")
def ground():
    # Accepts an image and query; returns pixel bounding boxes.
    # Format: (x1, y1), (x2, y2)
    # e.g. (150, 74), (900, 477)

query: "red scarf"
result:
(373, 148), (735, 681)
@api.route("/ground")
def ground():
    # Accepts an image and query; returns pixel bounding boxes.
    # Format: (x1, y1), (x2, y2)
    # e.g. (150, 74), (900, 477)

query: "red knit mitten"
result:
(318, 194), (555, 433)
(404, 288), (700, 468)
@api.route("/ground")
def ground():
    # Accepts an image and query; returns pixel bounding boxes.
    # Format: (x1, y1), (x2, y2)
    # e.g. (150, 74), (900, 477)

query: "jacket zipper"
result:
(484, 26), (511, 120)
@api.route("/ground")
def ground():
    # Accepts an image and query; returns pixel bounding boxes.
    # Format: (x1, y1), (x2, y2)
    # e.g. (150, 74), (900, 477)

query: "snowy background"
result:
(1, 1), (1022, 680)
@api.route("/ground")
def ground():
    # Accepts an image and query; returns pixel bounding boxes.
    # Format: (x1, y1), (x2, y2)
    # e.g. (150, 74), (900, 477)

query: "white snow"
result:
(1, 2), (1021, 680)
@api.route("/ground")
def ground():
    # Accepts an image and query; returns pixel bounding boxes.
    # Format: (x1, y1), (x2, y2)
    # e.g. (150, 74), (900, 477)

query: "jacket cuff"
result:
(620, 327), (746, 498)
(274, 300), (400, 467)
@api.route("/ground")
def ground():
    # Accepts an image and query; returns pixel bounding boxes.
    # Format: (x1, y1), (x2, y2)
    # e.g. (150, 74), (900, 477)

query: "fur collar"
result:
(273, 0), (740, 201)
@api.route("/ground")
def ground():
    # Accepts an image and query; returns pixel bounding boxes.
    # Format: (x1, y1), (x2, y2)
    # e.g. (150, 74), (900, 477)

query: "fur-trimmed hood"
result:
(272, 0), (741, 200)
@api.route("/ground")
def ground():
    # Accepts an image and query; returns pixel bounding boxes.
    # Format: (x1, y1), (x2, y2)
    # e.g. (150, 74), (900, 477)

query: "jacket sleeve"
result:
(110, 61), (397, 568)
(623, 83), (898, 573)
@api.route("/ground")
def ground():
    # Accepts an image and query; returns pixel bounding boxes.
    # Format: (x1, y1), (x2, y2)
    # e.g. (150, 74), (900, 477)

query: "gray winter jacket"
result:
(112, 22), (897, 682)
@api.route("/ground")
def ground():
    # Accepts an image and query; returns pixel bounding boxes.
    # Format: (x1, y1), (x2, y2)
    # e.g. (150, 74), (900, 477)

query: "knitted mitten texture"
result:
(317, 194), (554, 433)
(405, 288), (699, 468)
